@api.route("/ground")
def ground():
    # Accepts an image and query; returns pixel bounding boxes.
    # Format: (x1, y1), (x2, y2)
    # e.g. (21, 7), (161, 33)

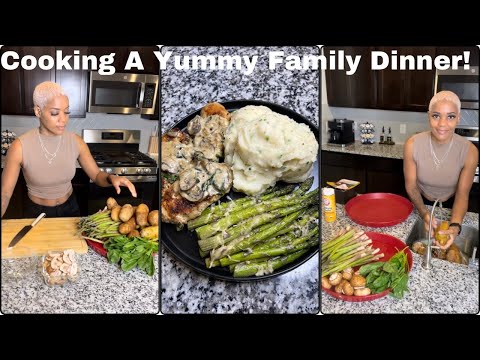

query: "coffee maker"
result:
(328, 119), (355, 145)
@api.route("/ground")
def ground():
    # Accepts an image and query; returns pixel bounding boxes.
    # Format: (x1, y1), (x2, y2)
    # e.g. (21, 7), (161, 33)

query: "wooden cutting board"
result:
(1, 217), (87, 258)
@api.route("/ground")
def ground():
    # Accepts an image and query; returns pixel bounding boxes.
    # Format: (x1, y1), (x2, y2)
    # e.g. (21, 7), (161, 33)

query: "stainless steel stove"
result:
(83, 129), (158, 213)
(84, 129), (157, 182)
(455, 125), (479, 183)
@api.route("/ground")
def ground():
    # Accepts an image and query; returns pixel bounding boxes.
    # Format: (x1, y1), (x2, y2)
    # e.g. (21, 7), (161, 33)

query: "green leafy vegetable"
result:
(104, 236), (158, 276)
(359, 248), (410, 299)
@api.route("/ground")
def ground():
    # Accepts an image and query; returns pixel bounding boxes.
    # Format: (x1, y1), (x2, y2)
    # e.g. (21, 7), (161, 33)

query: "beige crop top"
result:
(412, 131), (470, 201)
(18, 129), (80, 200)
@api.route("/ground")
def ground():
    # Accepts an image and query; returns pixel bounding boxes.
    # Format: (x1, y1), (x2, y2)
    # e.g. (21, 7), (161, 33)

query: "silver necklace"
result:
(429, 133), (454, 170)
(38, 129), (62, 165)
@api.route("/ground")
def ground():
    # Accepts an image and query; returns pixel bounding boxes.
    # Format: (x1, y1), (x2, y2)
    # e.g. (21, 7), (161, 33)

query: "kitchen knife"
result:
(7, 213), (46, 249)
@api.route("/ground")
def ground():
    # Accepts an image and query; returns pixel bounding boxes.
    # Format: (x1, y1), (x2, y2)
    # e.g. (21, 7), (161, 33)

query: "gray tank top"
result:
(18, 129), (80, 199)
(412, 131), (470, 201)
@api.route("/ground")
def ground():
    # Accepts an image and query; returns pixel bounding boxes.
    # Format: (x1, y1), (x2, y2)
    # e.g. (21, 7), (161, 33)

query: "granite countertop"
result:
(321, 205), (479, 314)
(161, 46), (319, 314)
(1, 248), (159, 314)
(322, 141), (404, 159)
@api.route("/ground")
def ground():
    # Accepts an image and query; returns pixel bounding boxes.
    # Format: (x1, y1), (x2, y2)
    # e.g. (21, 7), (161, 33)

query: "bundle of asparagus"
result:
(322, 227), (384, 277)
(187, 177), (319, 277)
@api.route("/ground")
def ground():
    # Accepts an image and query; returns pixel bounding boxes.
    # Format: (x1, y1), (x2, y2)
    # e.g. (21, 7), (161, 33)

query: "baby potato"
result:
(342, 281), (354, 296)
(321, 276), (332, 289)
(128, 230), (140, 238)
(110, 205), (122, 222)
(119, 222), (133, 235)
(119, 204), (134, 222)
(147, 210), (159, 226)
(106, 197), (118, 210)
(136, 203), (149, 215)
(140, 225), (158, 240)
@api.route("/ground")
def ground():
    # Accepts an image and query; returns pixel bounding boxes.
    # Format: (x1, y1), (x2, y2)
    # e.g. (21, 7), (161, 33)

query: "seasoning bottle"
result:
(380, 126), (385, 144)
(322, 187), (336, 222)
(387, 127), (392, 144)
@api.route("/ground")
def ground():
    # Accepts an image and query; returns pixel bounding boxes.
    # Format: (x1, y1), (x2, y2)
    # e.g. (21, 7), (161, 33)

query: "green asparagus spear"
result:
(187, 184), (297, 230)
(195, 188), (319, 240)
(233, 249), (309, 277)
(219, 233), (318, 266)
(198, 196), (317, 252)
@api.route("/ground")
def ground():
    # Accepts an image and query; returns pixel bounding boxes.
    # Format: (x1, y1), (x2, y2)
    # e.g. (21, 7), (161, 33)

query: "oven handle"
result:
(90, 175), (158, 183)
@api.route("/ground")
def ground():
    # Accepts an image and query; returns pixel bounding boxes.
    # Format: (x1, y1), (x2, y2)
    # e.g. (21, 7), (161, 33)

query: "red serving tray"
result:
(322, 232), (413, 302)
(345, 193), (413, 227)
(86, 239), (107, 257)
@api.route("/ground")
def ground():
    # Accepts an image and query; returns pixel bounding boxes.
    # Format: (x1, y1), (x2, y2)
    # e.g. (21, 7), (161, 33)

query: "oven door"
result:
(88, 176), (157, 214)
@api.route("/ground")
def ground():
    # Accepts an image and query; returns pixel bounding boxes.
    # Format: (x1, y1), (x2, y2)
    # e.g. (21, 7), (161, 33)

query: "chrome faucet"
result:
(422, 199), (442, 270)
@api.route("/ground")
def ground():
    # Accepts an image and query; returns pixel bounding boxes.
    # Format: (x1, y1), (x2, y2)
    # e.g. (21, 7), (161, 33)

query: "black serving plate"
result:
(161, 100), (319, 282)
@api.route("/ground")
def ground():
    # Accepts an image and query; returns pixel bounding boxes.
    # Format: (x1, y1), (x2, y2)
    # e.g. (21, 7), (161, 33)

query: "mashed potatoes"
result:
(224, 105), (318, 195)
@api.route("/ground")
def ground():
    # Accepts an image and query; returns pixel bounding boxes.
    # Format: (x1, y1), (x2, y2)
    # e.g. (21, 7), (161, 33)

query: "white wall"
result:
(1, 113), (158, 153)
(322, 107), (479, 145)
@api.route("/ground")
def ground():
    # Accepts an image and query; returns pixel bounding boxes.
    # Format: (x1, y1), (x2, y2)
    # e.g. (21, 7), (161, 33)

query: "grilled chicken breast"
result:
(161, 178), (222, 224)
(161, 103), (233, 225)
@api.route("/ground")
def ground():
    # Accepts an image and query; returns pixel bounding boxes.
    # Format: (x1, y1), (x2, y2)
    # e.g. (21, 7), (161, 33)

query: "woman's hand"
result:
(108, 175), (137, 198)
(435, 226), (459, 250)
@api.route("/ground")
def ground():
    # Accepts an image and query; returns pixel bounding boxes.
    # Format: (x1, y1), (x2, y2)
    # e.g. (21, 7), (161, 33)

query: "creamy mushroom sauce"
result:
(161, 131), (195, 174)
(187, 114), (230, 161)
(179, 160), (232, 202)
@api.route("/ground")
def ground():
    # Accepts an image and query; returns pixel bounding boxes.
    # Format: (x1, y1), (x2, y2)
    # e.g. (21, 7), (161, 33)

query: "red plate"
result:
(86, 239), (107, 257)
(345, 193), (413, 227)
(322, 232), (413, 302)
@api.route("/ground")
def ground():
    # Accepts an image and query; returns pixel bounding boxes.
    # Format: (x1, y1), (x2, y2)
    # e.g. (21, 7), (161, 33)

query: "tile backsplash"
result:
(1, 113), (158, 153)
(323, 107), (479, 145)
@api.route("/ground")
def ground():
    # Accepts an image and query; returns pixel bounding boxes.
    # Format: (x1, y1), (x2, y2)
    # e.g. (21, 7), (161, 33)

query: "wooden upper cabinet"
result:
(127, 46), (159, 74)
(88, 47), (129, 74)
(436, 46), (479, 67)
(325, 46), (437, 112)
(56, 47), (88, 118)
(88, 46), (159, 74)
(1, 46), (88, 117)
(1, 47), (24, 115)
(325, 46), (376, 108)
(22, 47), (56, 115)
(376, 46), (436, 112)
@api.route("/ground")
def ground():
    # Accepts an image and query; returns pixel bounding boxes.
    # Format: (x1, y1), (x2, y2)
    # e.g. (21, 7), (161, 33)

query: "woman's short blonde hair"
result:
(428, 90), (461, 113)
(32, 81), (66, 110)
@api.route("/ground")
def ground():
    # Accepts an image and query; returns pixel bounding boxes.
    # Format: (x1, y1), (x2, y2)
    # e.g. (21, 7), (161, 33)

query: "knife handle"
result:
(32, 213), (46, 227)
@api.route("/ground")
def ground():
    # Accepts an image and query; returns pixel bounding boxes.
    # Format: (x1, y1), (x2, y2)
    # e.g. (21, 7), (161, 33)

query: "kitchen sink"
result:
(406, 218), (479, 263)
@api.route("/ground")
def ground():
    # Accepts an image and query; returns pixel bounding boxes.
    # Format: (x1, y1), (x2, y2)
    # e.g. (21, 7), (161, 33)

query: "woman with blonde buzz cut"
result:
(403, 90), (478, 250)
(1, 81), (137, 218)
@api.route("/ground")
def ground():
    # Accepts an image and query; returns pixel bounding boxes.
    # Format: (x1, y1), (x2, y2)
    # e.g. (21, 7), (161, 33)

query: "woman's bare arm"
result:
(451, 142), (478, 223)
(403, 136), (429, 219)
(75, 135), (137, 197)
(1, 139), (23, 217)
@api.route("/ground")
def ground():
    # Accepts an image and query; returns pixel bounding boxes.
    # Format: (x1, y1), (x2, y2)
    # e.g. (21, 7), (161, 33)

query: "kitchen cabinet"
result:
(436, 46), (479, 67)
(71, 168), (90, 216)
(1, 46), (88, 117)
(321, 151), (406, 202)
(88, 46), (159, 75)
(325, 46), (376, 109)
(0, 168), (26, 219)
(325, 46), (439, 112)
(375, 46), (436, 112)
(322, 150), (479, 212)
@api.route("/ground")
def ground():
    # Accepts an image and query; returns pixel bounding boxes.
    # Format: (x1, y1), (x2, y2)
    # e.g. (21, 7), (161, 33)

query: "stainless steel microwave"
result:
(435, 66), (479, 110)
(88, 71), (159, 115)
